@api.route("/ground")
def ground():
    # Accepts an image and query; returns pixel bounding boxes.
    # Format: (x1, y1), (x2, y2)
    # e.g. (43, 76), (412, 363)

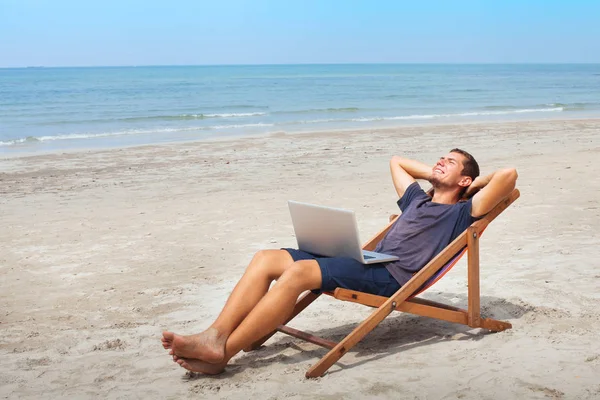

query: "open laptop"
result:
(288, 200), (399, 264)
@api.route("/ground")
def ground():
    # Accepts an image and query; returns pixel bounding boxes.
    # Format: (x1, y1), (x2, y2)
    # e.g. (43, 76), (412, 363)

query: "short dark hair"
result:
(450, 148), (480, 180)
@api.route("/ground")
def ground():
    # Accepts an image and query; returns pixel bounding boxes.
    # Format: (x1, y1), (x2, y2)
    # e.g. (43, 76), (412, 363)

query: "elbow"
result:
(501, 168), (518, 188)
(390, 155), (405, 166)
(507, 168), (518, 181)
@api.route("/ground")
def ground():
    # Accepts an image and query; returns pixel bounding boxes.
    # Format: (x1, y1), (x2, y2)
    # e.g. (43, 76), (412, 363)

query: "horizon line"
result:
(2, 61), (600, 69)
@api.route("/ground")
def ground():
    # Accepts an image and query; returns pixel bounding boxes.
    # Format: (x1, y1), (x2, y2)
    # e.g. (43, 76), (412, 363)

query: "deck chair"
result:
(244, 188), (520, 378)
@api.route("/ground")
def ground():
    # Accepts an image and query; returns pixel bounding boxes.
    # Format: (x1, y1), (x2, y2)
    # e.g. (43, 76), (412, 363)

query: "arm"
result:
(468, 168), (518, 218)
(389, 156), (433, 198)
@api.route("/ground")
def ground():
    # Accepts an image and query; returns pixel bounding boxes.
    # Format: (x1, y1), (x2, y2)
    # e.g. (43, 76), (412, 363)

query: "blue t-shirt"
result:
(375, 182), (477, 286)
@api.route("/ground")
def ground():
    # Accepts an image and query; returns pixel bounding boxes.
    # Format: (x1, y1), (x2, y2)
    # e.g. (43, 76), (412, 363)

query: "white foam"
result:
(282, 107), (564, 126)
(201, 112), (267, 118)
(513, 107), (563, 113)
(0, 107), (564, 147)
(211, 123), (274, 129)
(347, 107), (564, 123)
(0, 137), (32, 146)
(0, 123), (274, 146)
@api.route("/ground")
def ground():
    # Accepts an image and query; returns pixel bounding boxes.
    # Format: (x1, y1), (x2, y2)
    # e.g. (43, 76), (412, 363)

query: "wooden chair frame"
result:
(244, 188), (520, 378)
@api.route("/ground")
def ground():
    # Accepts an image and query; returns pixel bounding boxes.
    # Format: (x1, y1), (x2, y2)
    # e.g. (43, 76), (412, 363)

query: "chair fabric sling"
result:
(411, 225), (488, 298)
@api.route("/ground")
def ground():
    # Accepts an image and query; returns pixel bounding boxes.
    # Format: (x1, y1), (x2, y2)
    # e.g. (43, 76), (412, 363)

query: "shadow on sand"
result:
(184, 293), (530, 380)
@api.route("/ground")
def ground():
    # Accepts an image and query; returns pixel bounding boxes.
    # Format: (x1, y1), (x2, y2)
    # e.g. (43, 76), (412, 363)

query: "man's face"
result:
(431, 152), (472, 189)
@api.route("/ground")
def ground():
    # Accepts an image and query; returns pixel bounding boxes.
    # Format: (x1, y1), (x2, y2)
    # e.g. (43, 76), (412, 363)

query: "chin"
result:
(429, 176), (442, 187)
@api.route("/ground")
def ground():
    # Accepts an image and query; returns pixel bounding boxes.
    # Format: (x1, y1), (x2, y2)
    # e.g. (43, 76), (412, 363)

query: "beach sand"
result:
(1, 119), (599, 399)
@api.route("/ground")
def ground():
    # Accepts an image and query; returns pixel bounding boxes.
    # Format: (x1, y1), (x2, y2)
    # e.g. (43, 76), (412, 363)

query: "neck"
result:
(431, 186), (461, 204)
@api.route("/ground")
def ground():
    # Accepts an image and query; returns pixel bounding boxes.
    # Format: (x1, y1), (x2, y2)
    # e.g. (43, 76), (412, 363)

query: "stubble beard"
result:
(430, 175), (458, 194)
(429, 175), (444, 189)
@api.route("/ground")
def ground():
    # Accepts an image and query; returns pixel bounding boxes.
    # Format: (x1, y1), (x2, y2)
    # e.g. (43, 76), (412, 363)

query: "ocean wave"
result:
(382, 94), (422, 99)
(211, 123), (273, 129)
(203, 112), (267, 118)
(36, 112), (268, 126)
(128, 112), (267, 120)
(0, 106), (574, 147)
(544, 102), (596, 111)
(350, 107), (564, 122)
(486, 103), (596, 112)
(275, 107), (361, 115)
(277, 107), (566, 126)
(0, 136), (41, 146)
(0, 123), (275, 146)
(211, 104), (269, 110)
(283, 118), (341, 125)
(483, 105), (527, 110)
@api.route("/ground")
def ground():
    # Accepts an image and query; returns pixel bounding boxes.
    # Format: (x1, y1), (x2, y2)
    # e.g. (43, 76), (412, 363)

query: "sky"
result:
(1, 0), (599, 67)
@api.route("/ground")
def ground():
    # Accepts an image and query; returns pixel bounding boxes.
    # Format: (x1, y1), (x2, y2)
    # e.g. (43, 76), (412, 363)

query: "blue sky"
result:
(1, 0), (599, 67)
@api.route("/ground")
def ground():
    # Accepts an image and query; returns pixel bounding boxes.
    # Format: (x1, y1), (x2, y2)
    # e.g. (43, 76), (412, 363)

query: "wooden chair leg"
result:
(480, 318), (512, 332)
(305, 297), (396, 377)
(467, 227), (481, 327)
(243, 291), (321, 352)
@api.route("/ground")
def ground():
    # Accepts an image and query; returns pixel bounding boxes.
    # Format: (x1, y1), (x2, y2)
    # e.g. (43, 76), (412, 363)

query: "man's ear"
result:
(458, 176), (472, 188)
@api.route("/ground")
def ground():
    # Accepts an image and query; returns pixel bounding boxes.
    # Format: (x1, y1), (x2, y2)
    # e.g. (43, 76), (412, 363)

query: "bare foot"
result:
(161, 328), (227, 363)
(173, 355), (226, 375)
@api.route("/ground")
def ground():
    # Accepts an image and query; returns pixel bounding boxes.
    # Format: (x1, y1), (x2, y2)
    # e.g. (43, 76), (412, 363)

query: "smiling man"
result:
(162, 148), (518, 375)
(374, 148), (517, 287)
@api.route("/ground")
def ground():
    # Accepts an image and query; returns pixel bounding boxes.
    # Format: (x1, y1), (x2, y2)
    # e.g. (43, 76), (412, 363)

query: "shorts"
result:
(282, 248), (401, 297)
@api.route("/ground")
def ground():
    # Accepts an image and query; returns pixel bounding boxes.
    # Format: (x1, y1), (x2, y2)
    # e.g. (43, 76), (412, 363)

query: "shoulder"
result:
(397, 182), (429, 211)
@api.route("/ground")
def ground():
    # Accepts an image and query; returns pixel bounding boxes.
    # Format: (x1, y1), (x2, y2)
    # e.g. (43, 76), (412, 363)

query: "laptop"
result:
(288, 200), (399, 264)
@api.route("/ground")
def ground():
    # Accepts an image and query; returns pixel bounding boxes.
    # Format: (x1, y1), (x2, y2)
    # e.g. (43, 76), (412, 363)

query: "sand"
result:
(1, 119), (599, 399)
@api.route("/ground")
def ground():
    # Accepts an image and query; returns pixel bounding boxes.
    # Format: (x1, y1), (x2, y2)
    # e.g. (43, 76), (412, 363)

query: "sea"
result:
(1, 64), (599, 154)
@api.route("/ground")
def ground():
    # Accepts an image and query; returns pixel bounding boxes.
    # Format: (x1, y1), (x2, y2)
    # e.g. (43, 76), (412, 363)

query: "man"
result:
(162, 148), (518, 375)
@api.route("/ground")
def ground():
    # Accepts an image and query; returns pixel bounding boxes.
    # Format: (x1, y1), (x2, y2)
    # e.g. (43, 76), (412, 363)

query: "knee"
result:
(277, 261), (320, 291)
(247, 249), (289, 279)
(250, 249), (270, 265)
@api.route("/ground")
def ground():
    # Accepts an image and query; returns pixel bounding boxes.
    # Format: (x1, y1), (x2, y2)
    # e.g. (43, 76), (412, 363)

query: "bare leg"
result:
(171, 260), (323, 374)
(162, 249), (295, 362)
(210, 250), (295, 333)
